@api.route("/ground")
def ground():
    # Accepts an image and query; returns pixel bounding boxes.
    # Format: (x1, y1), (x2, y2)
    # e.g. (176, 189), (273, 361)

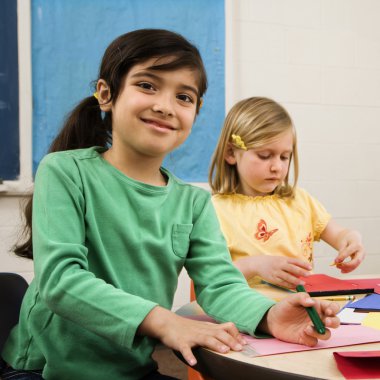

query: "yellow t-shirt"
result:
(212, 188), (331, 285)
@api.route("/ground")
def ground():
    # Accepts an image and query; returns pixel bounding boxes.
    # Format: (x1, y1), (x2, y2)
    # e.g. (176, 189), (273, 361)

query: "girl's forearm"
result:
(320, 219), (350, 250)
(233, 256), (260, 279)
(137, 305), (174, 339)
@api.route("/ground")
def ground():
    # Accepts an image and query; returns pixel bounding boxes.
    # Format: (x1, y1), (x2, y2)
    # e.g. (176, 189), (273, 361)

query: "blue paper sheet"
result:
(347, 294), (380, 311)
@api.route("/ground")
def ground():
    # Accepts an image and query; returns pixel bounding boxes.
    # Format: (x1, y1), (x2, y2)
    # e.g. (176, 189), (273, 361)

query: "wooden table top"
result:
(175, 274), (380, 380)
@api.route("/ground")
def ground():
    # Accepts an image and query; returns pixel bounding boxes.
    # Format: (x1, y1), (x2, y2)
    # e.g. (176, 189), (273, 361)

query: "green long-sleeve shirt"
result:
(2, 147), (275, 379)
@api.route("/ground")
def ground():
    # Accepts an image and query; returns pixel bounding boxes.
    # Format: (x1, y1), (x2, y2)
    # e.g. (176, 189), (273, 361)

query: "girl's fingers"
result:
(180, 346), (197, 366)
(338, 243), (364, 264)
(321, 302), (340, 317)
(189, 323), (243, 353)
(220, 322), (246, 349)
(278, 279), (299, 289)
(271, 273), (299, 289)
(338, 254), (362, 272)
(211, 327), (243, 351)
(201, 335), (231, 353)
(324, 316), (340, 329)
(303, 325), (331, 344)
(284, 263), (310, 279)
(287, 258), (313, 271)
(220, 321), (241, 339)
(278, 271), (304, 288)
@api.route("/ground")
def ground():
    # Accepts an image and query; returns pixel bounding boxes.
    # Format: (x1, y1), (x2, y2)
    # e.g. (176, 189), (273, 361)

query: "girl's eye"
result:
(258, 154), (270, 160)
(281, 156), (290, 161)
(137, 82), (155, 91)
(177, 94), (194, 103)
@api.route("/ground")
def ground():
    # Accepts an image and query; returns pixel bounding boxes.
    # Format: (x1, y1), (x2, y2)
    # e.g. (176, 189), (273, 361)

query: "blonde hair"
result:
(209, 97), (299, 197)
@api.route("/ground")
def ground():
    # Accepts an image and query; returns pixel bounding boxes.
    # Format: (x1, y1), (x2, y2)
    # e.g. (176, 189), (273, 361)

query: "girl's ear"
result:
(224, 143), (237, 165)
(96, 79), (112, 112)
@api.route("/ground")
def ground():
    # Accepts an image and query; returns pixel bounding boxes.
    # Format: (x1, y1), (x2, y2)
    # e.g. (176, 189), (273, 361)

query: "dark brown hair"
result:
(14, 29), (208, 259)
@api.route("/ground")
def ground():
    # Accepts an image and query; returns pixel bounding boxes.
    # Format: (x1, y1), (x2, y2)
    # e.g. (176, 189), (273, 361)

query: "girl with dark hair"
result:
(2, 29), (339, 380)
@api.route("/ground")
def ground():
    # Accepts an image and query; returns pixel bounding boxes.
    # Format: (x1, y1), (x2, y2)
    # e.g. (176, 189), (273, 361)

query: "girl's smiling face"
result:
(98, 57), (199, 161)
(226, 130), (294, 197)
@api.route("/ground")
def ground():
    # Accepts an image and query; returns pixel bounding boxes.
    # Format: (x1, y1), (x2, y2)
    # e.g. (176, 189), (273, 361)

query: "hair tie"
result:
(93, 92), (99, 99)
(231, 134), (247, 150)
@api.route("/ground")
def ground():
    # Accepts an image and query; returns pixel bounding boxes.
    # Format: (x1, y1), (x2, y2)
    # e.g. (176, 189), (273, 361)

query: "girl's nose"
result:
(152, 95), (174, 116)
(270, 158), (281, 171)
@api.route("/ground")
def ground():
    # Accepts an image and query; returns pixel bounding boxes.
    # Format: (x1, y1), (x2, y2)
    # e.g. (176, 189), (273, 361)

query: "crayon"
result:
(296, 284), (326, 334)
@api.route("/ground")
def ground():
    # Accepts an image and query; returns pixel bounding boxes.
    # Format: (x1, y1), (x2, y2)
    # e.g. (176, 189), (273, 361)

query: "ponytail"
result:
(49, 96), (111, 153)
(13, 95), (112, 259)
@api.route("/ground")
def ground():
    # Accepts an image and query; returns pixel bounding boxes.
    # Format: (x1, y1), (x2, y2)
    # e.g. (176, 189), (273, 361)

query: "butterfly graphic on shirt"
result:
(301, 232), (313, 263)
(254, 219), (278, 242)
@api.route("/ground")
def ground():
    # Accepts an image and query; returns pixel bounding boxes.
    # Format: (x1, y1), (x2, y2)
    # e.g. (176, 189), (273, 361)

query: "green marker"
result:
(296, 284), (326, 334)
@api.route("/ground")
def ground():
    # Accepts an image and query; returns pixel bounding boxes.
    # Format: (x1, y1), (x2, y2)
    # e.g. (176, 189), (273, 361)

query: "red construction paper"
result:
(345, 279), (380, 295)
(297, 274), (380, 296)
(333, 351), (380, 379)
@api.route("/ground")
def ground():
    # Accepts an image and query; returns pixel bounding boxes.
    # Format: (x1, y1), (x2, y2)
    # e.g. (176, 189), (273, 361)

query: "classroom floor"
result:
(152, 344), (188, 380)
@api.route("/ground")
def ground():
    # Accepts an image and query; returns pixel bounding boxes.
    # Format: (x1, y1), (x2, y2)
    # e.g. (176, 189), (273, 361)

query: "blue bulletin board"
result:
(32, 0), (225, 182)
(0, 0), (20, 180)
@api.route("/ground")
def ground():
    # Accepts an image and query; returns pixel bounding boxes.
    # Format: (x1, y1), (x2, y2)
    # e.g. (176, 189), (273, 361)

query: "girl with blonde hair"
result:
(210, 97), (364, 289)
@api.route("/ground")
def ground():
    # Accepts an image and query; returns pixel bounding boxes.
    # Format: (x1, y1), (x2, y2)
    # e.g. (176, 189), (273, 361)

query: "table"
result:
(175, 275), (380, 380)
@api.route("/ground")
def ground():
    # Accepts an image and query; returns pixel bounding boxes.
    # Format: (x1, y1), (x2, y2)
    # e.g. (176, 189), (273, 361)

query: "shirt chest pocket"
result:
(172, 224), (193, 258)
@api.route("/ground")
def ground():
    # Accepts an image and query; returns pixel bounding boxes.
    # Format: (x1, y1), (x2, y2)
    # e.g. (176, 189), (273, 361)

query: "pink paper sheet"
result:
(243, 325), (380, 356)
(185, 315), (380, 357)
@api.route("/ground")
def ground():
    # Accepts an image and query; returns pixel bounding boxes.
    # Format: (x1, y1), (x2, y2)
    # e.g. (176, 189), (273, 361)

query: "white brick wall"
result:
(231, 0), (380, 277)
(1, 0), (379, 310)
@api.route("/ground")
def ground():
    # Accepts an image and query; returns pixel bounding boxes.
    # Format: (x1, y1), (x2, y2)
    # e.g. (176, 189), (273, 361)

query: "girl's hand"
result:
(321, 220), (365, 273)
(138, 306), (246, 366)
(259, 293), (340, 346)
(334, 230), (365, 273)
(235, 256), (312, 289)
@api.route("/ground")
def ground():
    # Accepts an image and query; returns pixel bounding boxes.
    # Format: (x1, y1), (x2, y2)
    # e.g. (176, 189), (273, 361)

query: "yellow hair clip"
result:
(93, 92), (99, 99)
(231, 134), (247, 150)
(199, 98), (204, 109)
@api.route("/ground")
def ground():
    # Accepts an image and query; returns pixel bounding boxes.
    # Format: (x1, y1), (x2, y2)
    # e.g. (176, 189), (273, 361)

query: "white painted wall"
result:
(1, 0), (380, 311)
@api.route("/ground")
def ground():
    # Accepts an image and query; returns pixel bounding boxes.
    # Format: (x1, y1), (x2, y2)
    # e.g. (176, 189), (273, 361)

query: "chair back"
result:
(0, 273), (29, 352)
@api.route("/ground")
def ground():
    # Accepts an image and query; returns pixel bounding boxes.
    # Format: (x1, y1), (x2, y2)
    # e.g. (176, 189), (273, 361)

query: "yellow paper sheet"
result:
(362, 312), (380, 330)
